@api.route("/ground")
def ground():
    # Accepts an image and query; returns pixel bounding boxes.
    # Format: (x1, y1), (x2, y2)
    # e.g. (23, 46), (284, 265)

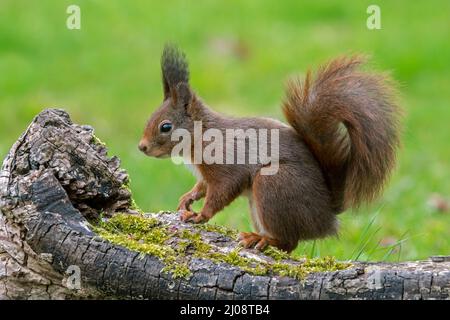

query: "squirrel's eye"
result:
(160, 121), (172, 133)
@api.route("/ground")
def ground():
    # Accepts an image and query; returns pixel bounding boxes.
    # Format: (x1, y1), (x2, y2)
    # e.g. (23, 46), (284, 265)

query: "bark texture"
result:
(0, 109), (449, 300)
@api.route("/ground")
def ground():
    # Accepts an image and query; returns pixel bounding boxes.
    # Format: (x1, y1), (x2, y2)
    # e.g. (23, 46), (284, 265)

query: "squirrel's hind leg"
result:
(249, 163), (337, 253)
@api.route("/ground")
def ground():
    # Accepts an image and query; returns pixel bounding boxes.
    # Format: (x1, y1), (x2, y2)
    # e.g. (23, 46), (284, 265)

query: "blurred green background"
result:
(1, 0), (449, 261)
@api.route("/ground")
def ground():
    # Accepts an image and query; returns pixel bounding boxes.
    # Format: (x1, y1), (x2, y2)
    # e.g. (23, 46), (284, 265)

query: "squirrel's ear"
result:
(172, 82), (194, 108)
(161, 44), (189, 101)
(162, 74), (170, 100)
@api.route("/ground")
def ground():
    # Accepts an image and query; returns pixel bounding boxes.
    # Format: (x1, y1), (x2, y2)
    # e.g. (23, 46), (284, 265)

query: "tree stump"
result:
(0, 109), (448, 300)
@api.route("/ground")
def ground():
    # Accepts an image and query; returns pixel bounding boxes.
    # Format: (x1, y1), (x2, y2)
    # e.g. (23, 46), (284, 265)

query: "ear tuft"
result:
(173, 82), (193, 107)
(161, 44), (190, 99)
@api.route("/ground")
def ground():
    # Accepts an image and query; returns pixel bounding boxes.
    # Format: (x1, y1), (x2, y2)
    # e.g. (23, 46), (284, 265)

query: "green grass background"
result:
(1, 0), (449, 261)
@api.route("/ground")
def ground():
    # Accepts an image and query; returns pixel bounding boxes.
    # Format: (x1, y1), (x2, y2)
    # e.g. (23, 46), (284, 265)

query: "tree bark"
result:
(0, 109), (449, 300)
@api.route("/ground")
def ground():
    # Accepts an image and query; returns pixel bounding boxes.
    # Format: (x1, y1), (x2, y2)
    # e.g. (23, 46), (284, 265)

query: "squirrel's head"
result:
(139, 44), (200, 159)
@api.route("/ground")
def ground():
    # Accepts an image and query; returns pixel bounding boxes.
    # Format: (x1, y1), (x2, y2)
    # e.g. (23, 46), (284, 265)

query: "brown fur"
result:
(282, 56), (402, 212)
(139, 45), (402, 252)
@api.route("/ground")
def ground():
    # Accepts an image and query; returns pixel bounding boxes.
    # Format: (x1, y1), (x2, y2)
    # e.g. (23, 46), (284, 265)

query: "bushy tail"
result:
(282, 56), (402, 212)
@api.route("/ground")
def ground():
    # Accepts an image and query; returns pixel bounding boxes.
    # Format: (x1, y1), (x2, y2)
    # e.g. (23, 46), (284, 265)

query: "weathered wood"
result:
(0, 109), (449, 300)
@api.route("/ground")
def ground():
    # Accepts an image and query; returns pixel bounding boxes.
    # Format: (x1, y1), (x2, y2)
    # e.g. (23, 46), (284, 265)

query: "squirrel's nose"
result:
(138, 142), (148, 153)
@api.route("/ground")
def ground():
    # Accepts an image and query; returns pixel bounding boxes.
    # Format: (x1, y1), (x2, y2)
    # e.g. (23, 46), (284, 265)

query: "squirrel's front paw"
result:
(177, 196), (194, 211)
(179, 210), (208, 224)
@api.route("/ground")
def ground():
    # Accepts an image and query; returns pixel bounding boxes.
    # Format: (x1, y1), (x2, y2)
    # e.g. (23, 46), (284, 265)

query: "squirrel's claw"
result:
(238, 232), (272, 251)
(191, 214), (208, 224)
(179, 210), (208, 224)
(238, 232), (261, 248)
(179, 210), (196, 222)
(177, 197), (193, 211)
(255, 238), (269, 251)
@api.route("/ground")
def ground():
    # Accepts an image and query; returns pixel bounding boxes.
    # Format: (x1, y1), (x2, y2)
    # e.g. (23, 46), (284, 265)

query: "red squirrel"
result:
(139, 44), (401, 253)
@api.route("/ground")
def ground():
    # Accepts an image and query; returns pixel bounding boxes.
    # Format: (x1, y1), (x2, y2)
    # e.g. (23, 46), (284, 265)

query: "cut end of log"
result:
(1, 108), (133, 221)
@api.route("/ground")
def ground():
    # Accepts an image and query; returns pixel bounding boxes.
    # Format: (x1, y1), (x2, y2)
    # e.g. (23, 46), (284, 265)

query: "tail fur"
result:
(282, 56), (402, 212)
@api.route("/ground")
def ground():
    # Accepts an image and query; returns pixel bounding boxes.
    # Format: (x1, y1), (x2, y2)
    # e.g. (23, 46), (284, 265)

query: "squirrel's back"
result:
(282, 56), (402, 213)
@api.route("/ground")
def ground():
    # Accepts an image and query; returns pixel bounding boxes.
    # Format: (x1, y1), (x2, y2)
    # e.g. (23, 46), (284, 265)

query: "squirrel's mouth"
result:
(147, 150), (170, 159)
(139, 145), (168, 159)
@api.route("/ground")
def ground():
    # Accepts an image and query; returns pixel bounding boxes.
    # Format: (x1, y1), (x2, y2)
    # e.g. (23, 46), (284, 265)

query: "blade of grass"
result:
(309, 240), (317, 258)
(381, 231), (410, 261)
(354, 226), (382, 261)
(350, 210), (381, 260)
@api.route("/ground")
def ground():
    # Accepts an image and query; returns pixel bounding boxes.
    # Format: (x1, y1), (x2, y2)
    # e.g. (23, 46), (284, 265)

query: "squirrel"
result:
(139, 44), (402, 253)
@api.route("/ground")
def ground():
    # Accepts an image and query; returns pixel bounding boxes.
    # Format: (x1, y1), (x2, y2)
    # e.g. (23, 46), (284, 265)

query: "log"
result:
(0, 108), (449, 300)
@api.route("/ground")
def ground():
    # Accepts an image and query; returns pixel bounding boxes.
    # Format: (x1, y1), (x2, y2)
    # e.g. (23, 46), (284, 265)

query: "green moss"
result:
(94, 213), (350, 281)
(99, 214), (159, 236)
(270, 256), (351, 280)
(94, 213), (190, 279)
(181, 229), (212, 254)
(195, 223), (238, 238)
(93, 229), (174, 261)
(217, 249), (245, 266)
(91, 134), (107, 147)
(207, 249), (269, 275)
(263, 246), (291, 261)
(164, 263), (191, 280)
(129, 198), (143, 213)
(176, 239), (190, 254)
